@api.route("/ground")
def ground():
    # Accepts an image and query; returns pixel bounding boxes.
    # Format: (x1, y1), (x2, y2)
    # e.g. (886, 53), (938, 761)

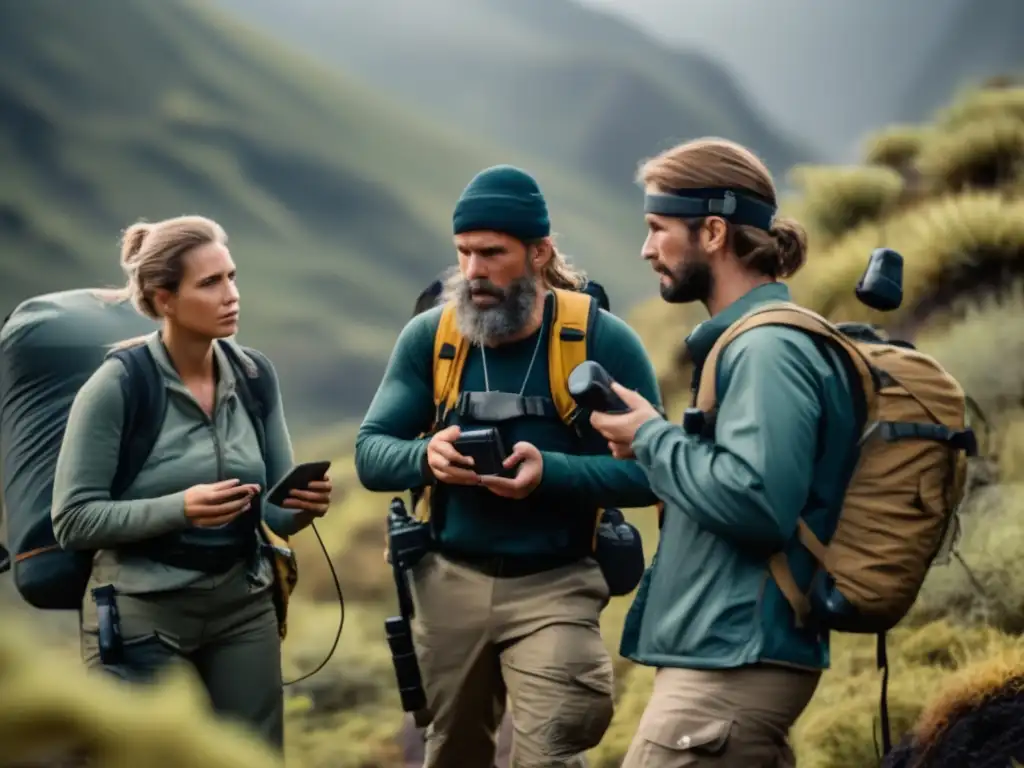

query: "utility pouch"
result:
(593, 508), (646, 597)
(92, 584), (123, 666)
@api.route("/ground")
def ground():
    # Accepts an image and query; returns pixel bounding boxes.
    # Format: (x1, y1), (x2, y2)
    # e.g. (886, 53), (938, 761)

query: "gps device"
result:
(568, 361), (630, 414)
(267, 460), (332, 507)
(453, 427), (512, 477)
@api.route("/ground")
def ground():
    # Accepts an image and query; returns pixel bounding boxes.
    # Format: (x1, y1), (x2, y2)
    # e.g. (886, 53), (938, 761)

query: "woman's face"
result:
(159, 241), (240, 339)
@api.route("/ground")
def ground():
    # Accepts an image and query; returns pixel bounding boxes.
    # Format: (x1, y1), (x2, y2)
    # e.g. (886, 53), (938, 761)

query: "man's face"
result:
(450, 230), (538, 344)
(641, 211), (713, 305)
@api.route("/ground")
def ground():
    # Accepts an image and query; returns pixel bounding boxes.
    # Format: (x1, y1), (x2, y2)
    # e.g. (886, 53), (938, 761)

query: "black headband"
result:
(643, 187), (776, 231)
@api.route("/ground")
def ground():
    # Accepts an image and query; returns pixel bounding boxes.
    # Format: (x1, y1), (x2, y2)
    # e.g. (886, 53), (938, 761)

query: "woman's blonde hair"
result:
(119, 215), (228, 319)
(108, 215), (228, 351)
(638, 137), (808, 279)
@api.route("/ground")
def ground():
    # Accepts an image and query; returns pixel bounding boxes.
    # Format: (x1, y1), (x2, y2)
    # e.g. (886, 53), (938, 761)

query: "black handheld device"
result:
(92, 585), (123, 665)
(266, 460), (332, 507)
(855, 247), (903, 312)
(453, 427), (511, 476)
(568, 361), (630, 414)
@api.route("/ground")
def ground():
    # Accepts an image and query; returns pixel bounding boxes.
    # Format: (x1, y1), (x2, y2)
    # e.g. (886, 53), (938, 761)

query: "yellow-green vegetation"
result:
(786, 164), (905, 246)
(862, 125), (932, 171)
(0, 618), (284, 768)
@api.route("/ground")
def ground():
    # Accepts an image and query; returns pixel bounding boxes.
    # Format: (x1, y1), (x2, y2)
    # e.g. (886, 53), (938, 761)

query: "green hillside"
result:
(5, 77), (1024, 768)
(0, 0), (653, 435)
(215, 0), (812, 199)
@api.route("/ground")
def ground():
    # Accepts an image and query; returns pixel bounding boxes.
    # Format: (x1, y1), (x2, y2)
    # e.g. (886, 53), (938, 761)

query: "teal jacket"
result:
(355, 291), (662, 557)
(620, 283), (859, 671)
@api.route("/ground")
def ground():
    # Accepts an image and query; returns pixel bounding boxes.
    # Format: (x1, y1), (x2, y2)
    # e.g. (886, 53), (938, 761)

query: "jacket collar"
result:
(684, 282), (792, 367)
(144, 331), (238, 400)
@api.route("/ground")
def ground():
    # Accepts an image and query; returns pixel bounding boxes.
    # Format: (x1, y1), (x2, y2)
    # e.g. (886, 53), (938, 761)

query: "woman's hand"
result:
(281, 475), (333, 519)
(184, 479), (260, 528)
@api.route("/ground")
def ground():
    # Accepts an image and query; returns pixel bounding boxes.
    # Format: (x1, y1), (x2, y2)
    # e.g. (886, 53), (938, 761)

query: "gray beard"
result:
(445, 272), (539, 346)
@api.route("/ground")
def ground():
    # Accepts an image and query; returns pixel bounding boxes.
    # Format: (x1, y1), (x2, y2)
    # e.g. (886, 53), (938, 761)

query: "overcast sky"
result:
(575, 0), (963, 158)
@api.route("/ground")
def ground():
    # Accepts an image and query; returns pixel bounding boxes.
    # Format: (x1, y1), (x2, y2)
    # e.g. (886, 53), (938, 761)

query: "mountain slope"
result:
(893, 0), (1024, 123)
(0, 0), (652, 434)
(215, 0), (813, 198)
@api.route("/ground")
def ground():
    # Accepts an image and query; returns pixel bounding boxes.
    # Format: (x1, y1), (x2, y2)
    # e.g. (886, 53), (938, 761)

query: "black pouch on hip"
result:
(92, 584), (124, 666)
(593, 508), (646, 597)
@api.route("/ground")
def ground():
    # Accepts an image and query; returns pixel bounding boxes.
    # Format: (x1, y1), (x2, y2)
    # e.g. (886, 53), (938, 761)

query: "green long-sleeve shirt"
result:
(355, 291), (662, 557)
(51, 331), (306, 596)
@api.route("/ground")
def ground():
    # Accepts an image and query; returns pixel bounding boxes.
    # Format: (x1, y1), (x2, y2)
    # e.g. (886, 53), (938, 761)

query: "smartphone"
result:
(266, 460), (332, 507)
(453, 427), (511, 477)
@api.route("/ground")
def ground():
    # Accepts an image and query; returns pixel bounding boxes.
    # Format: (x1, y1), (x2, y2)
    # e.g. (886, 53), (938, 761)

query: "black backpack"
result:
(1, 291), (273, 611)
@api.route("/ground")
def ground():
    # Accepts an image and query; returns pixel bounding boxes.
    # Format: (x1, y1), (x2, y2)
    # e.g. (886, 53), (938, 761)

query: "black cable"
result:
(283, 520), (344, 686)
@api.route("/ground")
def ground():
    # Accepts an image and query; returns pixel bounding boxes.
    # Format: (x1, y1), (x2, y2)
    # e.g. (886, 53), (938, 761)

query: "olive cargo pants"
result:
(620, 664), (822, 767)
(79, 562), (284, 751)
(407, 552), (615, 768)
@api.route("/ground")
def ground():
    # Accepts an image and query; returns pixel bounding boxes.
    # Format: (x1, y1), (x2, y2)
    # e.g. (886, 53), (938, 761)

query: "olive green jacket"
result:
(51, 332), (306, 596)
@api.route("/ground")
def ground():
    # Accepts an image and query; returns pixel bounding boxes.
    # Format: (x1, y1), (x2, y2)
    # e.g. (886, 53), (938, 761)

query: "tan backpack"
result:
(694, 301), (979, 635)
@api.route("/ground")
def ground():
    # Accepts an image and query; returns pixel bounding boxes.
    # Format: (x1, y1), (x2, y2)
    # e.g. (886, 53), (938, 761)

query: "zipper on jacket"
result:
(198, 391), (226, 483)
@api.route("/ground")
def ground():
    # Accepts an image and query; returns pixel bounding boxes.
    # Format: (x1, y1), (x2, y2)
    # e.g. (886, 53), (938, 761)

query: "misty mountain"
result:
(577, 0), (1022, 159)
(0, 0), (653, 434)
(894, 0), (1024, 123)
(215, 0), (814, 198)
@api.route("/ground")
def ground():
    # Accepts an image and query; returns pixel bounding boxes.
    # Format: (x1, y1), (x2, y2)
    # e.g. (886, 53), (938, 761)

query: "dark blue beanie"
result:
(452, 165), (551, 241)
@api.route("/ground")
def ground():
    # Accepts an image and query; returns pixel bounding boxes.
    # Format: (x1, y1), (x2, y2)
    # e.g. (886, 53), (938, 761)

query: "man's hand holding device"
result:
(426, 425), (482, 486)
(268, 460), (334, 520)
(427, 425), (543, 500)
(571, 361), (662, 460)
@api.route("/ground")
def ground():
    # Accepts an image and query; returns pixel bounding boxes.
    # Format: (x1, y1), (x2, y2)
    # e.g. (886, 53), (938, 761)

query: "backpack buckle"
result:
(682, 408), (706, 436)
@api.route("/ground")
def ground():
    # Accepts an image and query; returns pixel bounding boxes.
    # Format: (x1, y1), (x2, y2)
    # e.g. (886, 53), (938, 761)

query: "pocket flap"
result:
(642, 712), (734, 753)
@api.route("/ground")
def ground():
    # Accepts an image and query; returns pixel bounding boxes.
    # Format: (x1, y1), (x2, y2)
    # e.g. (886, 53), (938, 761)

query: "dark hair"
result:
(412, 278), (444, 317)
(581, 280), (610, 312)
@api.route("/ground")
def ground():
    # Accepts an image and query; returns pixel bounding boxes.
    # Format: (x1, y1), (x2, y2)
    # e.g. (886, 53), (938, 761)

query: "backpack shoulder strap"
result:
(695, 301), (879, 419)
(219, 341), (271, 461)
(693, 301), (879, 629)
(549, 287), (598, 426)
(432, 302), (470, 421)
(108, 344), (165, 499)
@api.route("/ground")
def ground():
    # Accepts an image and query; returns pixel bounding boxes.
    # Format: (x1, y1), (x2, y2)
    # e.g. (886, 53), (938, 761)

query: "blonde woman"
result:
(51, 215), (332, 751)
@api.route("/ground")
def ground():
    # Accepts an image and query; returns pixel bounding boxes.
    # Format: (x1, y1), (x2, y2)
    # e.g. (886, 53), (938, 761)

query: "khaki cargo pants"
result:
(78, 563), (284, 751)
(621, 665), (821, 767)
(407, 552), (615, 768)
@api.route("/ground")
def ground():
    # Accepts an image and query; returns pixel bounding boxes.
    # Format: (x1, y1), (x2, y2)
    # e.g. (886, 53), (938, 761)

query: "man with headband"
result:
(589, 138), (859, 767)
(356, 164), (662, 767)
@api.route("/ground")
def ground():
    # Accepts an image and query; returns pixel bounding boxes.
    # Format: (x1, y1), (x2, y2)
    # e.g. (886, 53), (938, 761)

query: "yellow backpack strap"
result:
(433, 301), (470, 419)
(548, 287), (596, 426)
(548, 288), (603, 549)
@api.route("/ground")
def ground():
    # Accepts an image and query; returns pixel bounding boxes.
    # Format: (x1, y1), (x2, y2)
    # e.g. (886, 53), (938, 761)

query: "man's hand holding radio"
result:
(479, 442), (543, 500)
(426, 425), (480, 486)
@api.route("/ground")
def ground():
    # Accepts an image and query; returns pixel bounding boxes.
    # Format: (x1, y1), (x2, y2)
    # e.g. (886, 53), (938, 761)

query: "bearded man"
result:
(356, 164), (662, 768)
